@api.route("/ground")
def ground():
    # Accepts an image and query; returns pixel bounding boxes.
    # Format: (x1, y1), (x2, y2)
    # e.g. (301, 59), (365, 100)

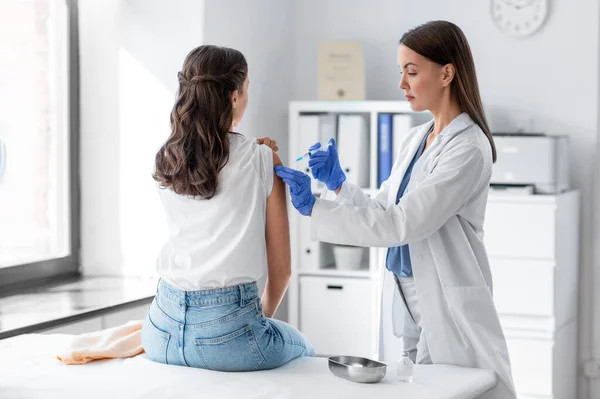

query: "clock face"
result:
(491, 0), (549, 37)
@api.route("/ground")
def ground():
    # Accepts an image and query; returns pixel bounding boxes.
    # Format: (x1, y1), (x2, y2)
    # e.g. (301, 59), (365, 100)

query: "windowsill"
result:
(0, 275), (157, 340)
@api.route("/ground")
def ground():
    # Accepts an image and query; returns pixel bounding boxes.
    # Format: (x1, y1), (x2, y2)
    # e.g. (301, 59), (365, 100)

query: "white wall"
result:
(293, 1), (600, 397)
(293, 0), (410, 102)
(203, 0), (295, 162)
(79, 0), (205, 277)
(203, 0), (295, 320)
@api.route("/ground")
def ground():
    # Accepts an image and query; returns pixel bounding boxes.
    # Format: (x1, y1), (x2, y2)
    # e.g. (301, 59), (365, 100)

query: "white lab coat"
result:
(312, 113), (516, 399)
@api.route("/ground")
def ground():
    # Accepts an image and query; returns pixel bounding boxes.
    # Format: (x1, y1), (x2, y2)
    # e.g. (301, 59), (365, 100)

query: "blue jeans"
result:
(142, 279), (314, 371)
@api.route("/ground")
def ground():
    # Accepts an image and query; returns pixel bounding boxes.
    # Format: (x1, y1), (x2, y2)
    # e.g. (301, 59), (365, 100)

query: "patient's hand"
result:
(257, 137), (278, 152)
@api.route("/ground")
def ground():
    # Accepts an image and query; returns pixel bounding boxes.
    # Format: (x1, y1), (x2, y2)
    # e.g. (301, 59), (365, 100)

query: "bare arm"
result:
(261, 151), (291, 318)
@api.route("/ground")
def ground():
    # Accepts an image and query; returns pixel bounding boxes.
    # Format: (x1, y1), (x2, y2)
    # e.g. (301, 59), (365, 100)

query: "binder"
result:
(298, 215), (334, 270)
(392, 114), (413, 164)
(337, 115), (369, 188)
(319, 114), (337, 148)
(297, 115), (322, 192)
(378, 114), (392, 186)
(297, 114), (337, 193)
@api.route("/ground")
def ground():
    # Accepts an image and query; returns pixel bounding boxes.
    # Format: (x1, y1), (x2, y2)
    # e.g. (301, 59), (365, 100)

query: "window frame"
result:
(0, 0), (81, 290)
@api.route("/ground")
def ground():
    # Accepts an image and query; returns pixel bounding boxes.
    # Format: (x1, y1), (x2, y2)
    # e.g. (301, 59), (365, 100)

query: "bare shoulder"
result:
(272, 150), (282, 167)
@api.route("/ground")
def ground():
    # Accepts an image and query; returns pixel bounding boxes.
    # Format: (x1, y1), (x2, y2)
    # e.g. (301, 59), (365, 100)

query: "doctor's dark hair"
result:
(400, 20), (497, 163)
(153, 45), (248, 198)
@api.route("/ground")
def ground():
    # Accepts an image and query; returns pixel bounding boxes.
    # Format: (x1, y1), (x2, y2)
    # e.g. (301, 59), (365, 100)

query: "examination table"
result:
(0, 333), (496, 398)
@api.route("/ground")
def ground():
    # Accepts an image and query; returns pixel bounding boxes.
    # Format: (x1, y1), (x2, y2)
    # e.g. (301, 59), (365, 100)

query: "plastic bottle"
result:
(396, 352), (414, 383)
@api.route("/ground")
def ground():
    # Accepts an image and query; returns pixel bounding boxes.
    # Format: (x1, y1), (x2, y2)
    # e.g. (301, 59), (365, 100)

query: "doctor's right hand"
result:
(308, 138), (346, 191)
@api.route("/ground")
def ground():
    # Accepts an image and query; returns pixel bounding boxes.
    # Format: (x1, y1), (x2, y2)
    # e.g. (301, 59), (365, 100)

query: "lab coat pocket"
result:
(445, 286), (508, 357)
(141, 313), (171, 365)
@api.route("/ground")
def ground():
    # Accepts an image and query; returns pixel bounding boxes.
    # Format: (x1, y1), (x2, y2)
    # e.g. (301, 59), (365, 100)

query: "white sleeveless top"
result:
(156, 134), (274, 290)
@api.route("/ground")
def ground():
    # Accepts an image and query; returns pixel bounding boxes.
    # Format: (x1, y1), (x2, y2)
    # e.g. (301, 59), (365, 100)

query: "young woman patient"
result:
(143, 45), (314, 371)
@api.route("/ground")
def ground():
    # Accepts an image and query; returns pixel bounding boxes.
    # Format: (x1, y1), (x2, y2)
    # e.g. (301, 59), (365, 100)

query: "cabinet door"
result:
(506, 334), (553, 397)
(505, 322), (577, 398)
(40, 317), (103, 335)
(484, 201), (556, 260)
(490, 259), (554, 318)
(299, 276), (373, 357)
(102, 303), (150, 329)
(297, 115), (323, 193)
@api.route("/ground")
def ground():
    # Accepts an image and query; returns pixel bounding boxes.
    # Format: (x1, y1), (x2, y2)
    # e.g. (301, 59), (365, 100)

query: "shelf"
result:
(298, 265), (372, 279)
(488, 189), (577, 204)
(312, 187), (378, 197)
(287, 100), (421, 353)
(290, 100), (417, 114)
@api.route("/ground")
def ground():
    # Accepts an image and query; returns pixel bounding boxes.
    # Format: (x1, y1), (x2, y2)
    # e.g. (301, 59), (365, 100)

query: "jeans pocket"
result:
(255, 298), (267, 322)
(142, 314), (171, 364)
(194, 324), (266, 371)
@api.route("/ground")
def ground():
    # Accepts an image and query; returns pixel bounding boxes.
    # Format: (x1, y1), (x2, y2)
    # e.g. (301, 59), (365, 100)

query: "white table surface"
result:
(0, 334), (496, 399)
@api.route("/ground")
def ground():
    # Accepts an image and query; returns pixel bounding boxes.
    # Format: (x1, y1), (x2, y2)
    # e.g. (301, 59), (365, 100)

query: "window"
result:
(0, 0), (79, 288)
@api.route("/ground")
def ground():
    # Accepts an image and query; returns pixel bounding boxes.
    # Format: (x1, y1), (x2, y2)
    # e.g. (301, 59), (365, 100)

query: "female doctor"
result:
(275, 21), (516, 399)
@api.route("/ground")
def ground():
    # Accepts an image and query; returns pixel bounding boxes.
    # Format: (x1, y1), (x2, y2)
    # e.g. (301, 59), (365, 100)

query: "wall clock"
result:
(491, 0), (549, 37)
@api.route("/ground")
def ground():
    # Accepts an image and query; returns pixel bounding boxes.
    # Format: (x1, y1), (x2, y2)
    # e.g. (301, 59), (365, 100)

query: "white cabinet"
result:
(298, 215), (334, 271)
(287, 101), (422, 360)
(299, 276), (374, 357)
(490, 259), (555, 319)
(485, 191), (580, 399)
(504, 322), (577, 399)
(484, 199), (556, 259)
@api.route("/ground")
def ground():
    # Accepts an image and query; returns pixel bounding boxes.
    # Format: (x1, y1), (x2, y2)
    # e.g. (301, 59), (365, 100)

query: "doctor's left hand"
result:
(274, 166), (315, 216)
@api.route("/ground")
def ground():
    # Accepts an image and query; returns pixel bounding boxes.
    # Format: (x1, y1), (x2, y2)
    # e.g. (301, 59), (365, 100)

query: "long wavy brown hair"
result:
(153, 45), (248, 198)
(400, 21), (497, 163)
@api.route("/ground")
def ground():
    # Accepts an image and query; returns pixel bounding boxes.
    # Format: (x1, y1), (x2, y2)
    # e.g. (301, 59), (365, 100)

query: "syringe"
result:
(291, 141), (332, 164)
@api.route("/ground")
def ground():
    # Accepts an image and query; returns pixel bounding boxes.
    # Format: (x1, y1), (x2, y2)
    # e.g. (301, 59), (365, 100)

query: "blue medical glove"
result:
(274, 166), (316, 216)
(308, 138), (346, 191)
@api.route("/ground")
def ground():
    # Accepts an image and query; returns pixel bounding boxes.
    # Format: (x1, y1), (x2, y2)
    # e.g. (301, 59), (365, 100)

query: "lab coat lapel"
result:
(429, 113), (474, 154)
(411, 113), (475, 181)
(386, 120), (434, 207)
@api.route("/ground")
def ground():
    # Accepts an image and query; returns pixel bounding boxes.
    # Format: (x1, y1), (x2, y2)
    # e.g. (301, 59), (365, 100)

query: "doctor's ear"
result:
(441, 64), (456, 88)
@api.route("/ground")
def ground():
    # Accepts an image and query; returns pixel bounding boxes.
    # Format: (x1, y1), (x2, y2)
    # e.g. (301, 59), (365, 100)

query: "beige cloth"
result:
(56, 319), (144, 365)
